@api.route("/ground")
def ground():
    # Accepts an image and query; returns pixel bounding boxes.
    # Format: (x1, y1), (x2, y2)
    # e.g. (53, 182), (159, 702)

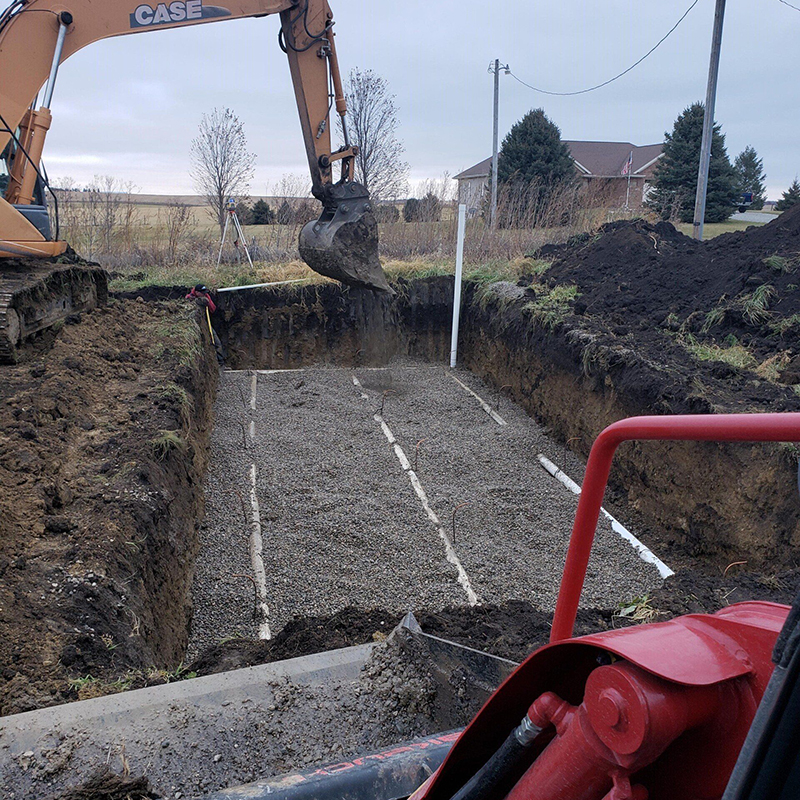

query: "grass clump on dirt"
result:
(771, 313), (800, 337)
(682, 333), (756, 370)
(156, 381), (194, 430)
(738, 284), (776, 326)
(147, 312), (203, 368)
(701, 303), (727, 333)
(523, 284), (580, 329)
(755, 352), (792, 382)
(150, 430), (187, 461)
(614, 595), (662, 625)
(764, 254), (796, 274)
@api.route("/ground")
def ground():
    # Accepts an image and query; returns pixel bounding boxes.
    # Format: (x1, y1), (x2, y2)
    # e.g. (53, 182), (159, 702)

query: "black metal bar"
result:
(205, 731), (460, 800)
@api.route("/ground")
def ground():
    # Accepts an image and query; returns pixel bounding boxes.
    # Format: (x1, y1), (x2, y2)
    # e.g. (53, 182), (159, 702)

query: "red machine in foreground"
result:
(411, 414), (800, 800)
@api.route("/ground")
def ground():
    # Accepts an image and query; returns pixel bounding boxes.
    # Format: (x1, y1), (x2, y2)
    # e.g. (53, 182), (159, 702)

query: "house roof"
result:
(454, 157), (493, 180)
(455, 142), (663, 181)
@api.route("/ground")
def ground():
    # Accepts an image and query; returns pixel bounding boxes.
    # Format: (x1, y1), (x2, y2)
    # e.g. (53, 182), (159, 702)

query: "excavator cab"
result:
(1, 139), (52, 242)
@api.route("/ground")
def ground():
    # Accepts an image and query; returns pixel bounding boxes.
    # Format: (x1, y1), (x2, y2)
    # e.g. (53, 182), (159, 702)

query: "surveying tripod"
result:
(217, 198), (254, 268)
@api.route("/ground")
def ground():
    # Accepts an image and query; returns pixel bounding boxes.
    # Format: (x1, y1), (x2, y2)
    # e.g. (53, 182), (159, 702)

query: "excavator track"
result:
(0, 260), (108, 363)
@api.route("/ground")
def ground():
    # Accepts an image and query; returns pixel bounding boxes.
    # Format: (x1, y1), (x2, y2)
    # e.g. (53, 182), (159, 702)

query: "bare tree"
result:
(190, 108), (255, 235)
(159, 201), (195, 264)
(272, 173), (310, 201)
(339, 68), (409, 202)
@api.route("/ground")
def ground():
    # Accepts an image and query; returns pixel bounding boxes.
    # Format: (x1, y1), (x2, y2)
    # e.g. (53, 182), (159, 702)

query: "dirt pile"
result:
(0, 298), (217, 716)
(3, 628), (490, 800)
(462, 213), (800, 573)
(189, 602), (623, 677)
(538, 205), (800, 366)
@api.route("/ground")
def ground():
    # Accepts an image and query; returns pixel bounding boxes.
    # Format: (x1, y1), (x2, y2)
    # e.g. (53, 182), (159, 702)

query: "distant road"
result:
(731, 210), (779, 224)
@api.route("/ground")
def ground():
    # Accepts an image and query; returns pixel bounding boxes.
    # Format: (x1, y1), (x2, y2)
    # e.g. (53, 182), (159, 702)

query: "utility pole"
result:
(692, 0), (726, 241)
(488, 59), (509, 229)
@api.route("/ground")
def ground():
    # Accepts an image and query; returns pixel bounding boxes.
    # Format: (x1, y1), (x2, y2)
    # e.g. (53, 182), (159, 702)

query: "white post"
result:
(450, 204), (467, 369)
(217, 212), (231, 267)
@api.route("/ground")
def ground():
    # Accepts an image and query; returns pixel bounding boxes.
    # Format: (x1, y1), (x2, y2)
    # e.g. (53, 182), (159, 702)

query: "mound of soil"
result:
(0, 298), (217, 716)
(539, 204), (800, 365)
(190, 602), (624, 675)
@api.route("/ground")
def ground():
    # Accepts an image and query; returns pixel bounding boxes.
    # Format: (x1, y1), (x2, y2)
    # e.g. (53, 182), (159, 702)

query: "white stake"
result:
(450, 203), (467, 369)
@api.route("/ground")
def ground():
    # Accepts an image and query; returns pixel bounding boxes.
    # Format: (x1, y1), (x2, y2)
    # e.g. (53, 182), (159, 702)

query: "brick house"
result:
(454, 141), (664, 214)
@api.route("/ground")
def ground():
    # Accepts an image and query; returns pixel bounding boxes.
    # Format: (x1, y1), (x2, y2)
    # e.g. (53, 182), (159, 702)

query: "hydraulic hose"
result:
(449, 715), (543, 800)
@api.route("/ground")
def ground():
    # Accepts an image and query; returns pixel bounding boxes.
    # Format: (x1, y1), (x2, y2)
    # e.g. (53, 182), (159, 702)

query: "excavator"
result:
(0, 0), (391, 362)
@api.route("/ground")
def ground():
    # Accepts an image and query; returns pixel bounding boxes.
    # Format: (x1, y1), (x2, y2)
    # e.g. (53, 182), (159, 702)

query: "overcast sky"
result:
(42, 0), (799, 199)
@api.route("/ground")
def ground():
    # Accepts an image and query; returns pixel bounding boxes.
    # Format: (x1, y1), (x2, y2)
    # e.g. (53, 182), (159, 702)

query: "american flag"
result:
(621, 150), (634, 176)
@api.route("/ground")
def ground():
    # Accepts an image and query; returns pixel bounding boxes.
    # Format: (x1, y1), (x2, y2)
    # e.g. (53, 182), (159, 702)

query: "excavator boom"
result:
(0, 0), (388, 359)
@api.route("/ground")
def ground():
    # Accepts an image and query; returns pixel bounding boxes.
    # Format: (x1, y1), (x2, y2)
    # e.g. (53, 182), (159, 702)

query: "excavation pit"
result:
(5, 216), (800, 795)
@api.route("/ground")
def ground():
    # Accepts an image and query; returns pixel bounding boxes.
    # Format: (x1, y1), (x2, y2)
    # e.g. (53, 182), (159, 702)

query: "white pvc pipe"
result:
(352, 376), (479, 605)
(537, 454), (674, 580)
(217, 279), (307, 293)
(449, 204), (467, 368)
(449, 373), (507, 426)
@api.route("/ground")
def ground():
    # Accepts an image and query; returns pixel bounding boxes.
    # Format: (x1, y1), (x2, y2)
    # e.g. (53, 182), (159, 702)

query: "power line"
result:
(779, 0), (800, 12)
(507, 0), (700, 97)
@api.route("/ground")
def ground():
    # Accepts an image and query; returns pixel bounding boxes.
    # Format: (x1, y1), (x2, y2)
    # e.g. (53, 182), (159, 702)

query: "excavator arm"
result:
(0, 0), (389, 291)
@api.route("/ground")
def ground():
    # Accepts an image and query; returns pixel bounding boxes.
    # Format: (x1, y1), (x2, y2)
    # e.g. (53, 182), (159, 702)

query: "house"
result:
(454, 141), (664, 214)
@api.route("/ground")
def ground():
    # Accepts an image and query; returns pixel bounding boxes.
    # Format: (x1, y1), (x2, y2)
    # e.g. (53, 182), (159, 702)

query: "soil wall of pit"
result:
(217, 278), (800, 569)
(218, 279), (454, 369)
(0, 301), (218, 715)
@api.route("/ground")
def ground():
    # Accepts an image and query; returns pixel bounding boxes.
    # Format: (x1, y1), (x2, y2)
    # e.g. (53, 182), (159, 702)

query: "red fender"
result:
(412, 602), (788, 800)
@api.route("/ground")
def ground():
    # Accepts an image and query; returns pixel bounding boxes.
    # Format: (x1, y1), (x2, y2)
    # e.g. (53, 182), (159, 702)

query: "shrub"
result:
(374, 203), (400, 223)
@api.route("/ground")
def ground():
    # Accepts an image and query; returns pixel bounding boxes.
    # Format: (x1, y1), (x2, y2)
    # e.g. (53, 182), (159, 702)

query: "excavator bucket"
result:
(299, 183), (393, 294)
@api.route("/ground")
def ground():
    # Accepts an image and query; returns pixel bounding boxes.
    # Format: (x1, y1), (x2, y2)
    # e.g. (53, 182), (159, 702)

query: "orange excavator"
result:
(0, 0), (390, 361)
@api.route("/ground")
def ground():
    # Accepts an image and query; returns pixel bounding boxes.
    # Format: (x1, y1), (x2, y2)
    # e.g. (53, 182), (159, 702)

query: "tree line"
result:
(482, 104), (799, 225)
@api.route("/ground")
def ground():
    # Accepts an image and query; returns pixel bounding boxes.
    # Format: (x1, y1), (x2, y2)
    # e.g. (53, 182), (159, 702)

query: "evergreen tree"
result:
(235, 201), (253, 225)
(374, 203), (400, 223)
(497, 109), (574, 188)
(733, 146), (767, 210)
(776, 178), (800, 212)
(417, 192), (442, 222)
(251, 199), (274, 225)
(403, 197), (420, 222)
(647, 102), (736, 223)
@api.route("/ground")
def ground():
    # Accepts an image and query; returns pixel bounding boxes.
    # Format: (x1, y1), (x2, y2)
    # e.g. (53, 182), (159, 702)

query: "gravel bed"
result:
(188, 373), (257, 658)
(190, 361), (663, 655)
(252, 368), (465, 629)
(355, 364), (661, 609)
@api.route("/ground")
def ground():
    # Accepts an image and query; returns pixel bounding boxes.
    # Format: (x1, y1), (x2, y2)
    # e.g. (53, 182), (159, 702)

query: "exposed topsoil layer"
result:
(0, 298), (216, 716)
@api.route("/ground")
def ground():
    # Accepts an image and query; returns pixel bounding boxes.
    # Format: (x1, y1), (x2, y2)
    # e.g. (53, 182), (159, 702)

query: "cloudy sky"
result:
(42, 0), (799, 199)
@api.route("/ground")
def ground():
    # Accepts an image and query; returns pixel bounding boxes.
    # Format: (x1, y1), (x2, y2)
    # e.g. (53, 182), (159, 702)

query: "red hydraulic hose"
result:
(550, 413), (800, 643)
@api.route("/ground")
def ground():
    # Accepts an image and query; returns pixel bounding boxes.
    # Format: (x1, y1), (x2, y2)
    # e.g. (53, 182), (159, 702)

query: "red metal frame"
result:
(550, 413), (800, 643)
